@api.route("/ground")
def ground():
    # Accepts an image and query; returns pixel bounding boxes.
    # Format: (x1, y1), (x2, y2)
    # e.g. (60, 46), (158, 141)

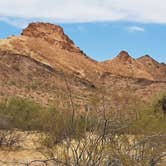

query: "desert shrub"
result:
(0, 97), (43, 130)
(1, 94), (166, 165)
(154, 93), (166, 117)
(128, 93), (166, 134)
(40, 107), (99, 145)
(0, 97), (98, 143)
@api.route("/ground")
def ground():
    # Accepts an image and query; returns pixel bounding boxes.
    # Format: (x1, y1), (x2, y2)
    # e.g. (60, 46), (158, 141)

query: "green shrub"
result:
(128, 94), (166, 134)
(0, 97), (43, 130)
(0, 97), (98, 143)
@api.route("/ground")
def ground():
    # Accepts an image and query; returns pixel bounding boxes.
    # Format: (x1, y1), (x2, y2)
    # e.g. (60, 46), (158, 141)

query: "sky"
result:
(0, 0), (166, 62)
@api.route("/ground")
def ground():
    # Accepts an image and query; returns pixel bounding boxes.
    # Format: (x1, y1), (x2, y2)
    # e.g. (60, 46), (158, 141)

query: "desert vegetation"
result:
(0, 92), (165, 166)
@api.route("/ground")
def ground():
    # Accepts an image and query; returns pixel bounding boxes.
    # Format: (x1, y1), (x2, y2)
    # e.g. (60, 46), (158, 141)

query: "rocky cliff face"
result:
(21, 22), (81, 53)
(22, 23), (74, 44)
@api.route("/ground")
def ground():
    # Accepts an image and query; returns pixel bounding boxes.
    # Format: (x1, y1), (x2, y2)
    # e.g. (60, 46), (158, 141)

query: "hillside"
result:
(0, 22), (165, 107)
(101, 51), (166, 81)
(0, 23), (102, 81)
(137, 55), (166, 81)
(0, 22), (166, 166)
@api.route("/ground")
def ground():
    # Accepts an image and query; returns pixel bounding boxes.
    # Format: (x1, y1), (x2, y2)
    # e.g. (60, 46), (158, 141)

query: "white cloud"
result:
(0, 17), (31, 28)
(0, 0), (166, 27)
(128, 26), (145, 32)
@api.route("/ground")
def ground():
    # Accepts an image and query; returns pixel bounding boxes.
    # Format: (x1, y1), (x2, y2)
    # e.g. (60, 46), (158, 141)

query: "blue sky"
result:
(0, 0), (166, 62)
(62, 22), (166, 62)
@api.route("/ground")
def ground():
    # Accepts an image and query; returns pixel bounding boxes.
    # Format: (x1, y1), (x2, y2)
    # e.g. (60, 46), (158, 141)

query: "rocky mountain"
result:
(137, 55), (166, 81)
(0, 22), (166, 107)
(0, 23), (102, 82)
(0, 23), (103, 107)
(101, 51), (166, 81)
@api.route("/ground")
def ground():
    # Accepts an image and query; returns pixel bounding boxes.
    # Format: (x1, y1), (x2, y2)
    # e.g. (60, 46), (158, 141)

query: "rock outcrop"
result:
(21, 22), (81, 53)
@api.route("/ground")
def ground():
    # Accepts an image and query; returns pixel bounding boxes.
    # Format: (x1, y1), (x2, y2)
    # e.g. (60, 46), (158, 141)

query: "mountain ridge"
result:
(0, 22), (165, 81)
(0, 22), (166, 106)
(102, 51), (166, 81)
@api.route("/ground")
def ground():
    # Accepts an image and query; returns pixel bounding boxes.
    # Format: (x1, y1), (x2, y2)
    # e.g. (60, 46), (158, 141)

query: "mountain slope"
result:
(137, 55), (166, 81)
(0, 23), (102, 83)
(101, 51), (166, 81)
(101, 51), (154, 80)
(0, 22), (165, 107)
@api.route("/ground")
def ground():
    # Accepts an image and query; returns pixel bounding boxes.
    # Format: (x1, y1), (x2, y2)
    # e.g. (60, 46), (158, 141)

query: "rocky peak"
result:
(138, 54), (153, 60)
(137, 54), (159, 64)
(21, 22), (75, 45)
(21, 22), (83, 53)
(161, 62), (166, 66)
(116, 51), (133, 62)
(144, 54), (151, 58)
